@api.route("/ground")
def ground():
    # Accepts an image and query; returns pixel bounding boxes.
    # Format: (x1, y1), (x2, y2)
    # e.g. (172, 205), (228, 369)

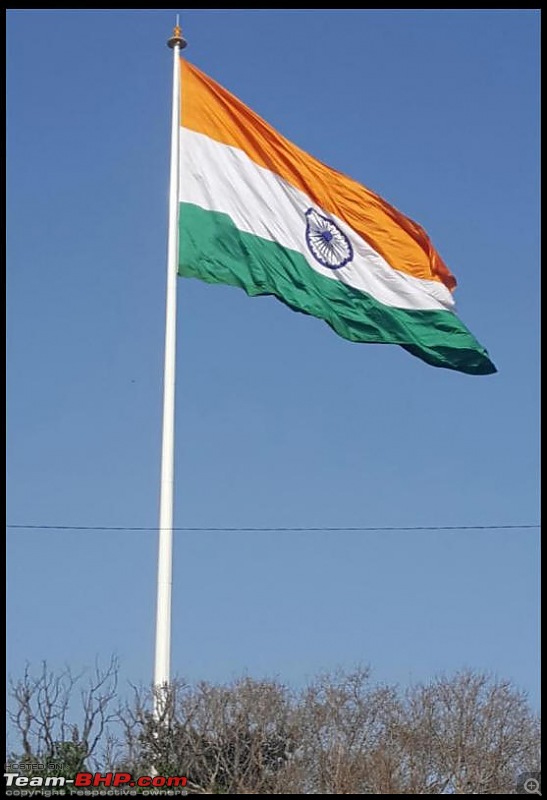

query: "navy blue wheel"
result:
(305, 208), (353, 269)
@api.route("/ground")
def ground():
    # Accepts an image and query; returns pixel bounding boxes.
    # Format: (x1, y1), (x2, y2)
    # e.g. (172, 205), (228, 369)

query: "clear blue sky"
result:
(6, 10), (540, 707)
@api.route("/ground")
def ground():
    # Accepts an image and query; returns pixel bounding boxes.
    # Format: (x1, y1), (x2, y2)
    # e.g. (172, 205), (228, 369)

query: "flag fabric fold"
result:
(178, 59), (496, 376)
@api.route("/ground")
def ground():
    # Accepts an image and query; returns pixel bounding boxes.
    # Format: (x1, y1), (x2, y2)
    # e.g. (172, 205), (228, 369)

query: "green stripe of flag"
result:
(178, 202), (496, 375)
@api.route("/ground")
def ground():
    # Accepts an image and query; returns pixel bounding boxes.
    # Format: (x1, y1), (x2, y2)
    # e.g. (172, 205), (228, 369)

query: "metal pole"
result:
(154, 21), (187, 708)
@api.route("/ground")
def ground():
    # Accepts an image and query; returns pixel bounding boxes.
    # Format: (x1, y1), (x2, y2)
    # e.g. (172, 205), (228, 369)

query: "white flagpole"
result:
(154, 20), (187, 703)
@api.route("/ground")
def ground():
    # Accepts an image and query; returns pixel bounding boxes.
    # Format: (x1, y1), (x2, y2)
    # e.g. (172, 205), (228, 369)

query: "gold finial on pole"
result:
(167, 18), (187, 50)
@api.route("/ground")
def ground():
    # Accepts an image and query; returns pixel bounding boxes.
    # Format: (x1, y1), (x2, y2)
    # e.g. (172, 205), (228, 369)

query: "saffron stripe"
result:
(181, 59), (456, 291)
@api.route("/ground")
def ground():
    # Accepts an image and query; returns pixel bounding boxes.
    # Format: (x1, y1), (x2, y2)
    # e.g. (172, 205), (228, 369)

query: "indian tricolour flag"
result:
(178, 60), (496, 376)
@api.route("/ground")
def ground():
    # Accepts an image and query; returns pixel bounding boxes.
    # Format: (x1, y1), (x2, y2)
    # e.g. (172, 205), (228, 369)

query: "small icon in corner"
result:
(517, 772), (542, 795)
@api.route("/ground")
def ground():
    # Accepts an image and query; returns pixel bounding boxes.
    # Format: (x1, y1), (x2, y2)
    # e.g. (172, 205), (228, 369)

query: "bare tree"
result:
(7, 656), (119, 776)
(7, 661), (540, 794)
(402, 670), (541, 794)
(291, 666), (406, 794)
(119, 676), (297, 793)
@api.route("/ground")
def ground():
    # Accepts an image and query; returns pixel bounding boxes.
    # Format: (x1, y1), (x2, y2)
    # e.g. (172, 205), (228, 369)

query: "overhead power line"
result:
(5, 523), (540, 533)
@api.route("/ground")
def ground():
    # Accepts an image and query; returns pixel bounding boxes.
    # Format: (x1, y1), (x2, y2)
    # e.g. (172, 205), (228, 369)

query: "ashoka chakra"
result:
(305, 208), (353, 269)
